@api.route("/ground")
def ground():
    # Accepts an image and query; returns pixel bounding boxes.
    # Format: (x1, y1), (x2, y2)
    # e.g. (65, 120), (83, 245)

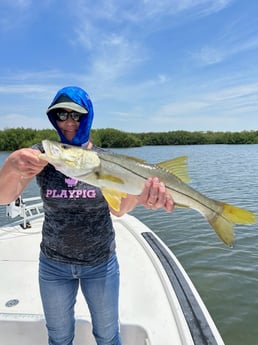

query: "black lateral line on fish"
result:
(99, 155), (232, 223)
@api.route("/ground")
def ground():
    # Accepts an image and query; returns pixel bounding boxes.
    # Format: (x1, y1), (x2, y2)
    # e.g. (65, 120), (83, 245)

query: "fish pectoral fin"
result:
(157, 156), (191, 183)
(99, 173), (125, 184)
(101, 187), (127, 212)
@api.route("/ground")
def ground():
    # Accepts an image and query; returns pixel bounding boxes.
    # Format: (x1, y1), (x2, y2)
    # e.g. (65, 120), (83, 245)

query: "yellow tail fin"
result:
(208, 202), (256, 246)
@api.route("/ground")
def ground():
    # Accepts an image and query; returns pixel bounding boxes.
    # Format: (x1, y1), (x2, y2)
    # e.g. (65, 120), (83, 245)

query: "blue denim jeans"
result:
(39, 251), (121, 345)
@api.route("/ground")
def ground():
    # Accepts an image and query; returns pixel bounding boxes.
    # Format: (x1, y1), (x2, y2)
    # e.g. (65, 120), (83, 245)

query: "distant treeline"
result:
(1, 127), (258, 151)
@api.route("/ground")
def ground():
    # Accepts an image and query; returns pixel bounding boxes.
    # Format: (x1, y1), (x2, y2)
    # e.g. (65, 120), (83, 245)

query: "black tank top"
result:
(34, 143), (115, 265)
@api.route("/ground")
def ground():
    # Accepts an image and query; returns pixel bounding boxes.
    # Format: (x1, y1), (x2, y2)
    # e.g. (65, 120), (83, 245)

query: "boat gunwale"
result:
(142, 231), (223, 345)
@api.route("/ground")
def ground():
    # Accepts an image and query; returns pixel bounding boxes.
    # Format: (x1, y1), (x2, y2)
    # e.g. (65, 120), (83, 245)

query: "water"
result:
(1, 145), (258, 345)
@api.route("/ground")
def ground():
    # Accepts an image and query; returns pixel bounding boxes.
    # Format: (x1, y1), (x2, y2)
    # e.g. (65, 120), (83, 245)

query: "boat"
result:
(0, 196), (225, 345)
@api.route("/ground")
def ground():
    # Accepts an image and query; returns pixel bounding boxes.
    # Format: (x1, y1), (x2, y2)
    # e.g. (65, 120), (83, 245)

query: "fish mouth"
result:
(42, 140), (61, 157)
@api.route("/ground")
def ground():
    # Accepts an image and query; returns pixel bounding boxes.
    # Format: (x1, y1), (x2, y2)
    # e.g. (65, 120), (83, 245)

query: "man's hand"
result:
(138, 177), (174, 212)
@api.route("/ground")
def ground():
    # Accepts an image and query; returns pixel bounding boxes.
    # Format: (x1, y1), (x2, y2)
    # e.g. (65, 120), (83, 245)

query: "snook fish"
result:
(40, 140), (256, 246)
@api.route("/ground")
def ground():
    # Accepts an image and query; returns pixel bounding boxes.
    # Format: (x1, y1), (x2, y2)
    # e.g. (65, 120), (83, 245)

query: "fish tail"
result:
(208, 202), (256, 246)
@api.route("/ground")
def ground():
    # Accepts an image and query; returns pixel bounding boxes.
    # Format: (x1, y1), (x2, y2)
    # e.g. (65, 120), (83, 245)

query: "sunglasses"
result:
(53, 111), (86, 122)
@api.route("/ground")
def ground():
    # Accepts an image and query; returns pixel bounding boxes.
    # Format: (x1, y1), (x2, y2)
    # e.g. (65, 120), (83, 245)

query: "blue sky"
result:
(0, 0), (258, 132)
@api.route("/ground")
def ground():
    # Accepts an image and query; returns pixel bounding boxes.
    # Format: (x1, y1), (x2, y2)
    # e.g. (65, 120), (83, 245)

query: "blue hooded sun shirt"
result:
(47, 86), (94, 147)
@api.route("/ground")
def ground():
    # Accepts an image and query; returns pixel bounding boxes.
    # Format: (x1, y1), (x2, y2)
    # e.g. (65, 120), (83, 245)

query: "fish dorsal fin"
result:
(101, 187), (127, 211)
(157, 156), (191, 183)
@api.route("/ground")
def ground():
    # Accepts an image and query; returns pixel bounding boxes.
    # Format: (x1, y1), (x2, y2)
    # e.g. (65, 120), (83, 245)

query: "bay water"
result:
(1, 144), (258, 345)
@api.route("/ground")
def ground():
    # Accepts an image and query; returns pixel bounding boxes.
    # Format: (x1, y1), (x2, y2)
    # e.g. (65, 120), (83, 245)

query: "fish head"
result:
(40, 140), (100, 177)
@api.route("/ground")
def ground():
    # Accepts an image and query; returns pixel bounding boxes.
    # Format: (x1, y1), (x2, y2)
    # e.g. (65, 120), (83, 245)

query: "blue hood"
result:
(47, 86), (94, 146)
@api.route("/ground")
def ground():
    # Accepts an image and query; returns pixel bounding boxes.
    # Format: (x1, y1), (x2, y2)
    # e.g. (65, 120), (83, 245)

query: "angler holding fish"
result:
(0, 86), (174, 345)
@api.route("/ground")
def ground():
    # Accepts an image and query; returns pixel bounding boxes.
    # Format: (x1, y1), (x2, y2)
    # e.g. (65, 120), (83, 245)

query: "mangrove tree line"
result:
(0, 127), (258, 151)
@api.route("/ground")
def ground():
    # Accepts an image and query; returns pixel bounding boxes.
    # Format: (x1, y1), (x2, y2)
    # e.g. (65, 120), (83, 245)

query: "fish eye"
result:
(61, 144), (70, 150)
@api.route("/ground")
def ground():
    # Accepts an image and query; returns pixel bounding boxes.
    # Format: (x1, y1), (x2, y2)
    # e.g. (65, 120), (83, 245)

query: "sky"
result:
(0, 0), (258, 133)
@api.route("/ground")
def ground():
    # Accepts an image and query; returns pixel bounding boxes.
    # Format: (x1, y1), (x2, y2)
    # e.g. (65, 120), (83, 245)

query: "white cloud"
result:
(1, 113), (51, 130)
(192, 35), (258, 66)
(121, 0), (234, 19)
(191, 47), (225, 65)
(0, 0), (257, 134)
(72, 0), (234, 47)
(158, 101), (209, 116)
(213, 82), (256, 104)
(0, 0), (33, 31)
(190, 10), (258, 66)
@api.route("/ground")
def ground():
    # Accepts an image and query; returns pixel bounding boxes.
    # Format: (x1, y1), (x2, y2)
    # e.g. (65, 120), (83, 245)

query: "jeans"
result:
(39, 251), (121, 345)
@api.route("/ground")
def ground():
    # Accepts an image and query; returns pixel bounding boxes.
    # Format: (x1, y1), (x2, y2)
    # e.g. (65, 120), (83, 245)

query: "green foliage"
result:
(0, 128), (58, 151)
(134, 130), (258, 146)
(92, 128), (142, 148)
(0, 128), (258, 152)
(23, 129), (59, 147)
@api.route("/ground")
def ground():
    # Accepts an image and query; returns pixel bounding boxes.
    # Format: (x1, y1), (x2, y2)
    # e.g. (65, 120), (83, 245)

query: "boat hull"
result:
(0, 199), (225, 345)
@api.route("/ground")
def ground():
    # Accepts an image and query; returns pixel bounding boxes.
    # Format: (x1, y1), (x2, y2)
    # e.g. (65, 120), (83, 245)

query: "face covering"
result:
(47, 86), (94, 146)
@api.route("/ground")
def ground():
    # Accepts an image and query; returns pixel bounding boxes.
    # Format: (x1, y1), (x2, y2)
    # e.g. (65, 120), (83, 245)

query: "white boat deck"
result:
(0, 199), (225, 345)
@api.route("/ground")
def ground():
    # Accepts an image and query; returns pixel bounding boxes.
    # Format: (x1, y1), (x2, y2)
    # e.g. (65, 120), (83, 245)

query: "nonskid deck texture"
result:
(0, 210), (225, 345)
